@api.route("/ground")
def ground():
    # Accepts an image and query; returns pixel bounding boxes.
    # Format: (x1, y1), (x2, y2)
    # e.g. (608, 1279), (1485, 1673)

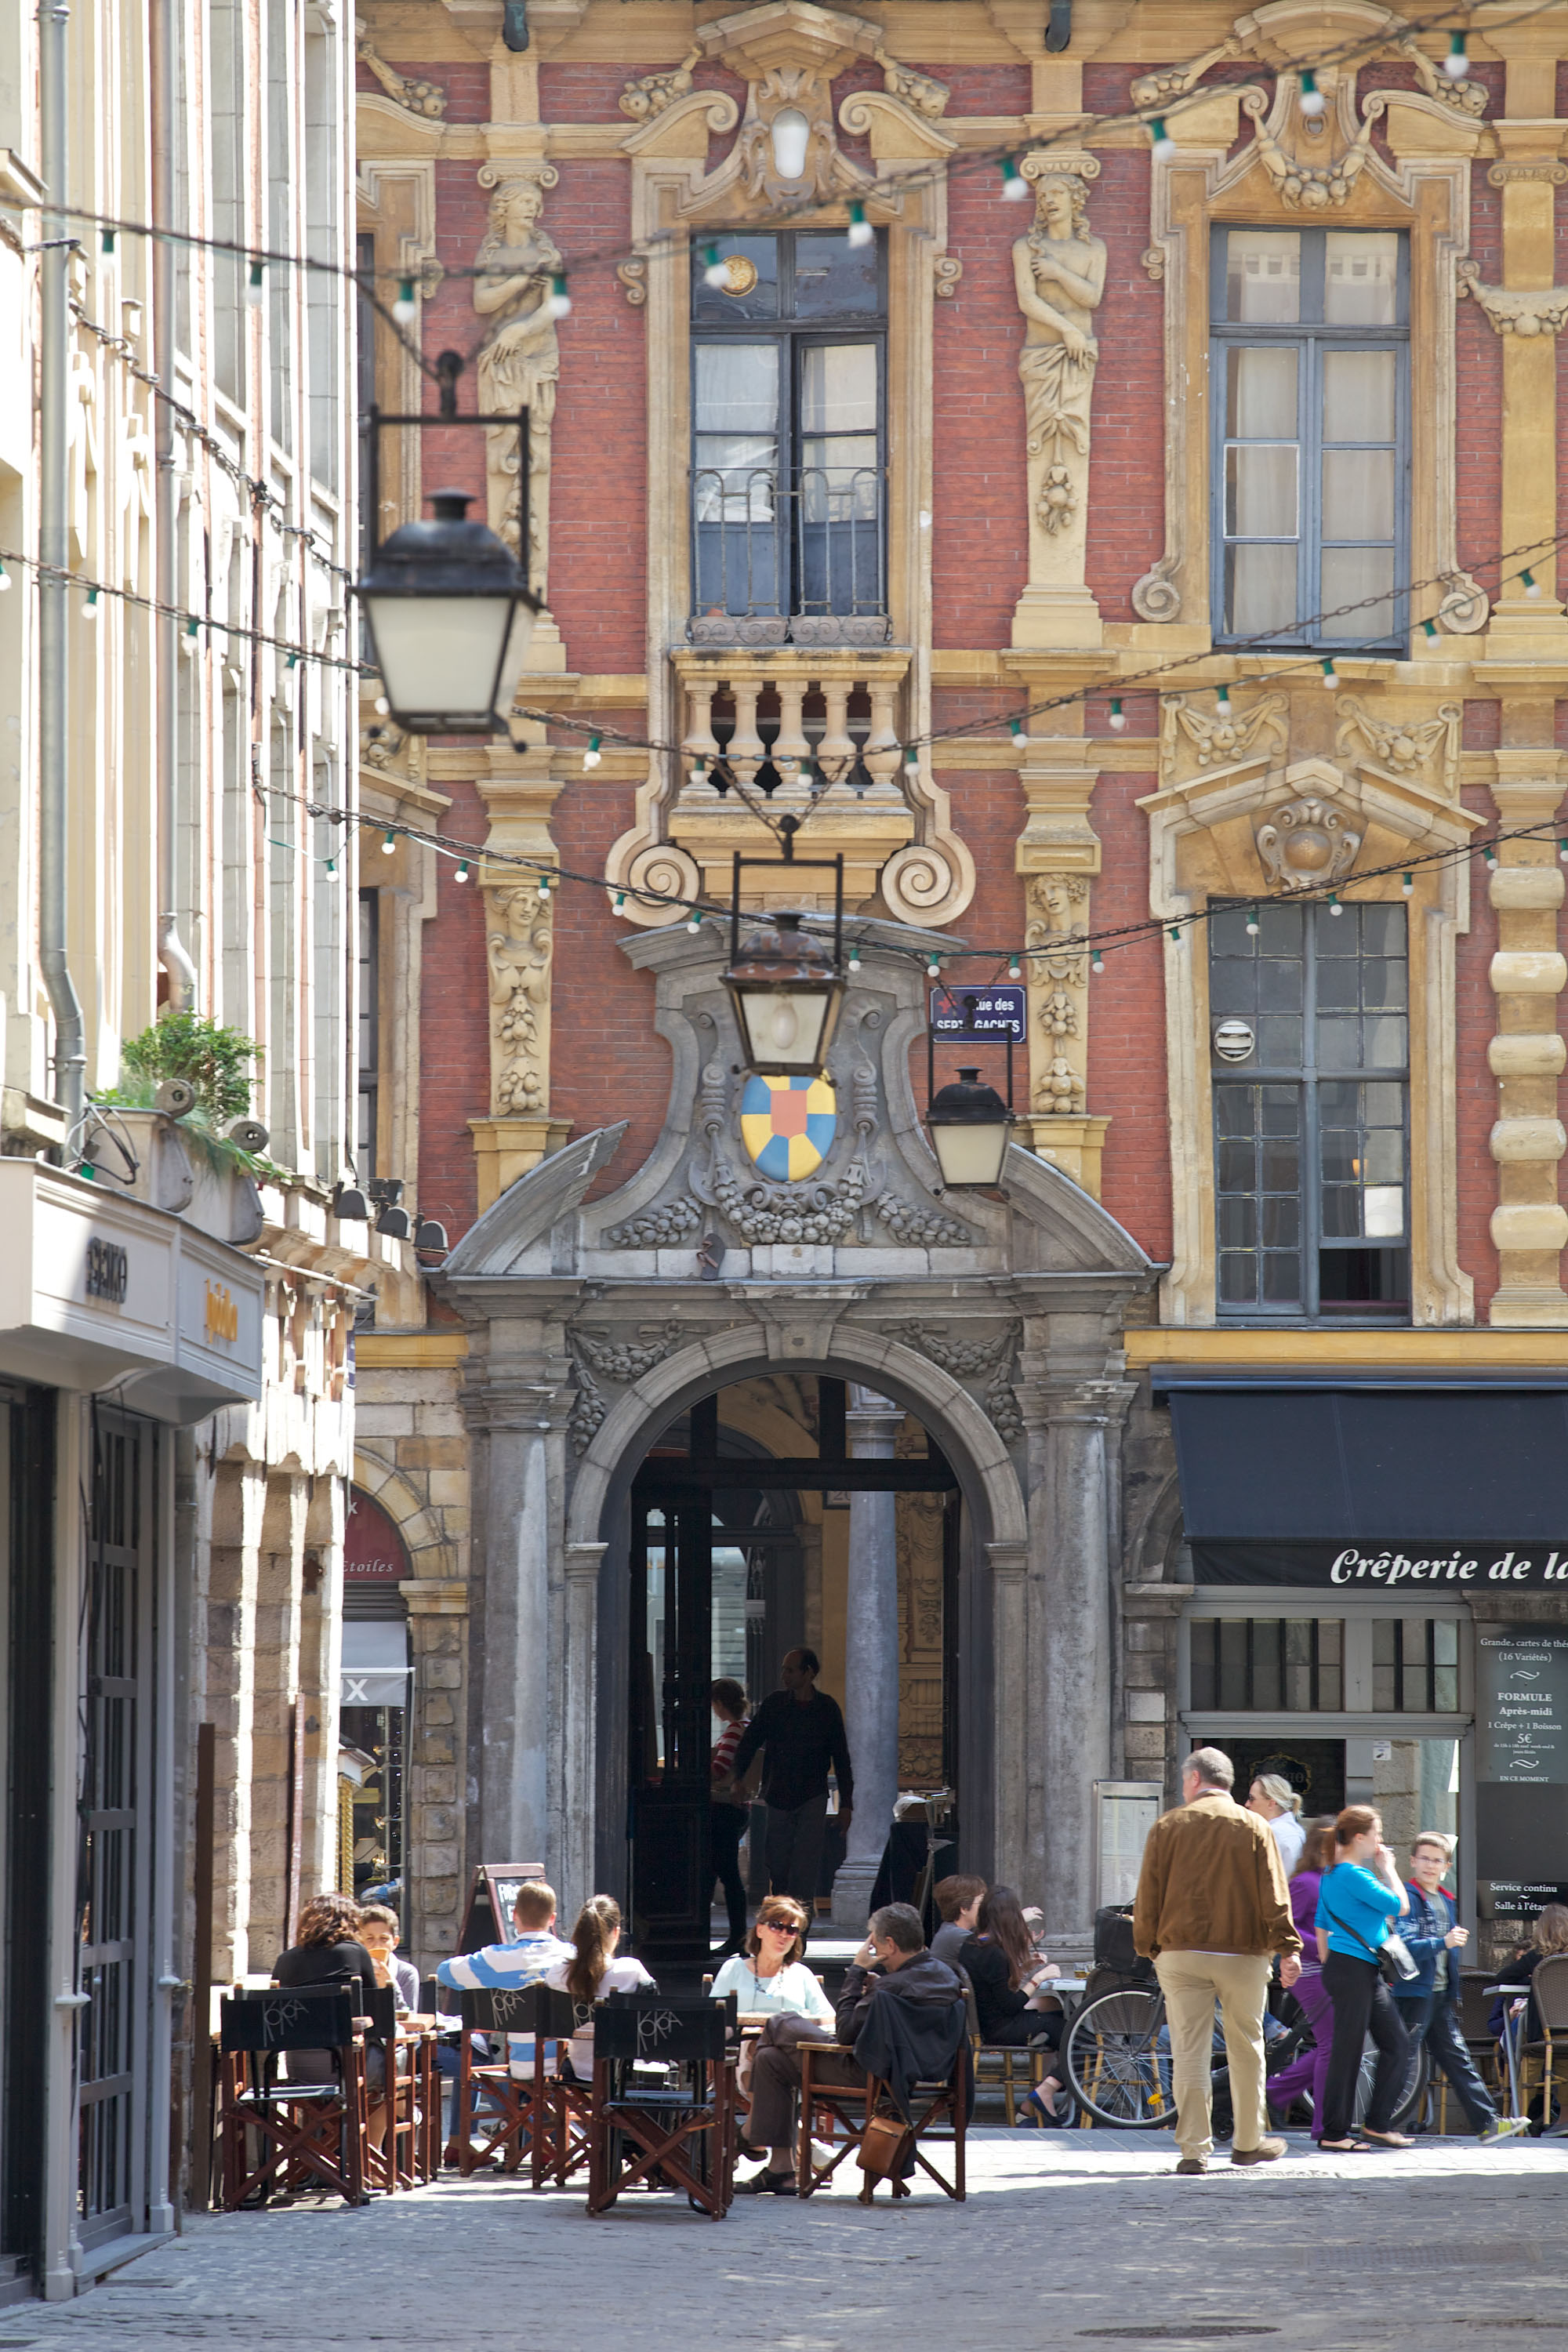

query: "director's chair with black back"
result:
(797, 2032), (970, 2204)
(455, 1983), (579, 2183)
(586, 1994), (739, 2217)
(218, 1988), (371, 2209)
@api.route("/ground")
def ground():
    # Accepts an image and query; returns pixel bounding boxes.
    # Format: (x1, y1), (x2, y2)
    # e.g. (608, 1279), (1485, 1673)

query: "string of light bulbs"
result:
(19, 0), (1550, 387)
(6, 515), (1566, 788)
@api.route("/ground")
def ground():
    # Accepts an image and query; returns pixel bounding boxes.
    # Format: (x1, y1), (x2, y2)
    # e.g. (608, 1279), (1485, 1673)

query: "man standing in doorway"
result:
(1133, 1744), (1301, 2175)
(724, 1649), (853, 1915)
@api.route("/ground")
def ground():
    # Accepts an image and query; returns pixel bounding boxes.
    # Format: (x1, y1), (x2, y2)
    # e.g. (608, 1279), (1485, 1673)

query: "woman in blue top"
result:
(1315, 1804), (1412, 2151)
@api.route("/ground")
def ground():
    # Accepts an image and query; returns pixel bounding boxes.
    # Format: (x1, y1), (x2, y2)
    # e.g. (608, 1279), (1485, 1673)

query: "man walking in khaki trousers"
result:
(1133, 1745), (1302, 2174)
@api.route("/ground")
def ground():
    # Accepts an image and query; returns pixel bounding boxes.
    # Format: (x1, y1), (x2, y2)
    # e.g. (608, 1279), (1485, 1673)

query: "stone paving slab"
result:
(5, 2130), (1566, 2350)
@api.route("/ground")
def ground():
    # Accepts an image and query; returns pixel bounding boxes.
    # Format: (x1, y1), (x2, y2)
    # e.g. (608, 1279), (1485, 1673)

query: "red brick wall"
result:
(1083, 149), (1165, 626)
(416, 774), (492, 1243)
(932, 158), (1029, 645)
(547, 164), (646, 676)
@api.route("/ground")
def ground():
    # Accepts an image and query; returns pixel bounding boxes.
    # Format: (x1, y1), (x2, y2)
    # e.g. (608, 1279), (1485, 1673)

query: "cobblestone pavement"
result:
(6, 2130), (1566, 2349)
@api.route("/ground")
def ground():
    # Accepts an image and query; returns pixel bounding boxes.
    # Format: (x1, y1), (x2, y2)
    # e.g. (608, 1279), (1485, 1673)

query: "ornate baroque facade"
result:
(354, 0), (1568, 1969)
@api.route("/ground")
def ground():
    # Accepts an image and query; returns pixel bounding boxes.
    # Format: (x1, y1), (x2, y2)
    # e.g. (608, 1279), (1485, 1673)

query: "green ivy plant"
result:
(95, 1013), (289, 1181)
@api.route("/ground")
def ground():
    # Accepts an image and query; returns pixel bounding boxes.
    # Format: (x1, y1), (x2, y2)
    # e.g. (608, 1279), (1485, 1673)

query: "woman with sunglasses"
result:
(710, 1896), (835, 2026)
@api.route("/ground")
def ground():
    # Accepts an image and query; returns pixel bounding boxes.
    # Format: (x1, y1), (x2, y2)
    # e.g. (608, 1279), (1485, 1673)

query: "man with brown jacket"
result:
(1133, 1745), (1302, 2174)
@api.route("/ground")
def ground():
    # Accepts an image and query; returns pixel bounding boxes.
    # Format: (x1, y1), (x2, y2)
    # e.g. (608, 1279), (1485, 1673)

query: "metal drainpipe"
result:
(150, 0), (198, 1015)
(38, 0), (87, 1131)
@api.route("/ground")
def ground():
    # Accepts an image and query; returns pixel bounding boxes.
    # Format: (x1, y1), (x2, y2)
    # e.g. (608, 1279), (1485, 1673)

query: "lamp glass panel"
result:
(737, 985), (833, 1071)
(364, 594), (514, 721)
(931, 1120), (1009, 1188)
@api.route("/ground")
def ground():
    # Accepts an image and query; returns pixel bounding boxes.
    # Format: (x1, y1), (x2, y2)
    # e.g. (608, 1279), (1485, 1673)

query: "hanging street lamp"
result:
(354, 354), (540, 736)
(356, 489), (540, 735)
(720, 845), (846, 1078)
(926, 1066), (1013, 1189)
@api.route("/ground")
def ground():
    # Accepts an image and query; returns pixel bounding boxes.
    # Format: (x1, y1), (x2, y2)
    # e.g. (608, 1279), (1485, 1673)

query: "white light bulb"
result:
(770, 107), (811, 181)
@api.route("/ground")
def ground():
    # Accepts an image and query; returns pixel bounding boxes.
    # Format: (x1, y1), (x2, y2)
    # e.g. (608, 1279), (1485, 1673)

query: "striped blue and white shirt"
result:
(436, 1930), (574, 2072)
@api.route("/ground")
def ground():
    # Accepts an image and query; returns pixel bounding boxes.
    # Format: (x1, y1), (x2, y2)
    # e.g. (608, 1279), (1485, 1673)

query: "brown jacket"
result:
(1132, 1793), (1302, 1962)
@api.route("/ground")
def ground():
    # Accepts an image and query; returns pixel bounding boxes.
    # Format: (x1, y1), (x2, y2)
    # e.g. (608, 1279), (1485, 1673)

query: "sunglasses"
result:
(758, 1918), (798, 1933)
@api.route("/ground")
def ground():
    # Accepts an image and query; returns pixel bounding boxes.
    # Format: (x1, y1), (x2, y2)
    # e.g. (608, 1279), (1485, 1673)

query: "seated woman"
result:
(1490, 1901), (1568, 2051)
(710, 1896), (835, 2027)
(271, 1893), (384, 2128)
(546, 1895), (655, 2081)
(958, 1883), (1070, 2124)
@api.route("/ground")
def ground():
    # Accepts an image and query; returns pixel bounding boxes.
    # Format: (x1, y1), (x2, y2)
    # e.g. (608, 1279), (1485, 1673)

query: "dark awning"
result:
(1156, 1377), (1568, 1589)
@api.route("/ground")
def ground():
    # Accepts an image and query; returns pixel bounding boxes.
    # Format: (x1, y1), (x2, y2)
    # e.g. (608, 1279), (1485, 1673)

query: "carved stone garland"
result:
(568, 1323), (684, 1454)
(890, 1320), (1025, 1449)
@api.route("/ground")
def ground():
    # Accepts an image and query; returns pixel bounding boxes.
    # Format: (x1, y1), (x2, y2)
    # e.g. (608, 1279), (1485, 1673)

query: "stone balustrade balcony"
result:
(670, 643), (916, 910)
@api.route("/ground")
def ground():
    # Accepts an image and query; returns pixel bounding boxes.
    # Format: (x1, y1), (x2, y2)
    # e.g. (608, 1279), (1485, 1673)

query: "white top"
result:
(1271, 1810), (1306, 1875)
(545, 1954), (657, 2078)
(709, 1954), (835, 2025)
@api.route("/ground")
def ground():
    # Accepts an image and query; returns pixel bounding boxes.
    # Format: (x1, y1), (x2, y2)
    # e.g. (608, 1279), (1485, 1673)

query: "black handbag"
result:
(1318, 1890), (1418, 1987)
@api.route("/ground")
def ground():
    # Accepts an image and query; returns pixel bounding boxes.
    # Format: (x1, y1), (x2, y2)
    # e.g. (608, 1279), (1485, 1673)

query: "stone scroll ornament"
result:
(473, 169), (561, 601)
(567, 1323), (684, 1454)
(891, 1321), (1025, 1449)
(1014, 159), (1104, 584)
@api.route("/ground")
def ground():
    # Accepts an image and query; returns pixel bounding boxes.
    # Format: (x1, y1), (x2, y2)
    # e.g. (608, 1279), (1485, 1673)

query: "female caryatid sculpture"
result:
(473, 170), (562, 600)
(1012, 162), (1105, 627)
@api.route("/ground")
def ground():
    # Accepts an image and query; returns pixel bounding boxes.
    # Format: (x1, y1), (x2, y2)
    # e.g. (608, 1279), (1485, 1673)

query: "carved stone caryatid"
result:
(485, 885), (554, 1118)
(473, 169), (561, 601)
(1011, 156), (1105, 650)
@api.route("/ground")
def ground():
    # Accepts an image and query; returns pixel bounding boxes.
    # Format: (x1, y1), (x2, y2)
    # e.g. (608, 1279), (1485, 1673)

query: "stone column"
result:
(466, 1347), (571, 1875)
(831, 1390), (903, 1928)
(1012, 731), (1110, 1196)
(1487, 757), (1568, 1322)
(463, 743), (570, 1213)
(401, 1579), (470, 1966)
(1030, 1380), (1131, 1944)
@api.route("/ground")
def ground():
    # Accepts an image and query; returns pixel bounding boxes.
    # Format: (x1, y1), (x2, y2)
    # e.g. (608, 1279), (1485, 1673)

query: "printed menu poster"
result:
(1476, 1626), (1568, 1908)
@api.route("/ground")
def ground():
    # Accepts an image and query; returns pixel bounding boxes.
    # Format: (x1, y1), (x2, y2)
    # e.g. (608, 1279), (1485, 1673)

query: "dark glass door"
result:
(628, 1494), (713, 1970)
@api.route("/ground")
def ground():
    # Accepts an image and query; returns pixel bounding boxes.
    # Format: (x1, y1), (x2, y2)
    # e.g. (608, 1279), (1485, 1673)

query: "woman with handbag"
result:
(1315, 1805), (1414, 2152)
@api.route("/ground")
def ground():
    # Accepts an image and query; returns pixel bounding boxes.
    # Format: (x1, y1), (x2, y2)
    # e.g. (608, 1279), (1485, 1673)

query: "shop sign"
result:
(1192, 1540), (1568, 1589)
(1475, 1626), (1568, 1908)
(344, 1486), (412, 1584)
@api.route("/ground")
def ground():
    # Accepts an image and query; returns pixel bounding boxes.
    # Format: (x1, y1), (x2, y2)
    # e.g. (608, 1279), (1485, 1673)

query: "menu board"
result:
(1475, 1626), (1568, 1911)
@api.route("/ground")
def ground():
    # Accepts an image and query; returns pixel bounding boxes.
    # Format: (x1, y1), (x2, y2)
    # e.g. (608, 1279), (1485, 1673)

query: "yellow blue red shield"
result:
(739, 1073), (837, 1182)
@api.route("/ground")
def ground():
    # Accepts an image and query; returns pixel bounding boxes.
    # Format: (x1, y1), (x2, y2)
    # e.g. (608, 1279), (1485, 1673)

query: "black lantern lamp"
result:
(358, 492), (539, 734)
(720, 843), (846, 1078)
(354, 357), (540, 735)
(926, 1066), (1013, 1189)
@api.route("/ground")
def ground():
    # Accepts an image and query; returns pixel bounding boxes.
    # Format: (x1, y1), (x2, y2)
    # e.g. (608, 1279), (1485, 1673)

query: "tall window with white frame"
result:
(357, 889), (379, 1185)
(1211, 899), (1410, 1319)
(1212, 227), (1409, 648)
(691, 230), (885, 623)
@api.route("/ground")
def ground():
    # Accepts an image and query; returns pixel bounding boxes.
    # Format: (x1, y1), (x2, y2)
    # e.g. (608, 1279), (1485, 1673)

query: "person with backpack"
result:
(1393, 1831), (1526, 2143)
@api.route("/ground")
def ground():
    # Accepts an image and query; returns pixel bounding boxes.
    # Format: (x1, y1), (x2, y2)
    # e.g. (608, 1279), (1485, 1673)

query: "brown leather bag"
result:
(857, 2111), (913, 2179)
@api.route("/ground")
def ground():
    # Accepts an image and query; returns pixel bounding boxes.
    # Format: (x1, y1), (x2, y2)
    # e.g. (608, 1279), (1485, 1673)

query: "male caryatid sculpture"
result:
(1011, 161), (1105, 645)
(473, 171), (562, 600)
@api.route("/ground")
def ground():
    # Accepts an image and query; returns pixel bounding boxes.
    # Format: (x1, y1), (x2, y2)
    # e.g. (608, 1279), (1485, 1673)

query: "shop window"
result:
(1211, 227), (1408, 649)
(691, 230), (885, 621)
(1189, 1617), (1343, 1711)
(1373, 1617), (1460, 1713)
(1212, 898), (1410, 1319)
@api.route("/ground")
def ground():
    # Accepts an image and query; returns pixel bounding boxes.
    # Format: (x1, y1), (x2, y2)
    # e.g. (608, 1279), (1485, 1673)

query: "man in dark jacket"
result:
(1394, 1832), (1526, 2143)
(724, 1648), (854, 1908)
(735, 1904), (963, 2195)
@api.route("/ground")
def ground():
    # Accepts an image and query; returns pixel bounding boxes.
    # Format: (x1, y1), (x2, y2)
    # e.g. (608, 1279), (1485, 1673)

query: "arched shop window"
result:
(340, 1486), (412, 1900)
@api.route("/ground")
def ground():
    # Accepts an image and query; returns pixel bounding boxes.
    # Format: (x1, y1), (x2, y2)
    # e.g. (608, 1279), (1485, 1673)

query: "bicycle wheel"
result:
(1062, 1988), (1174, 2129)
(1352, 2034), (1428, 2132)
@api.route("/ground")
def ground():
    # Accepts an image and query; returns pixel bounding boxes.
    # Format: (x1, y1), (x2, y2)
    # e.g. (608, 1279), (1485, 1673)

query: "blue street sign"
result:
(928, 985), (1026, 1043)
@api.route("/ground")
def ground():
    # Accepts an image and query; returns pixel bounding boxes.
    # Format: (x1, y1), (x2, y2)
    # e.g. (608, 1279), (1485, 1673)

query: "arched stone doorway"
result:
(439, 920), (1159, 1942)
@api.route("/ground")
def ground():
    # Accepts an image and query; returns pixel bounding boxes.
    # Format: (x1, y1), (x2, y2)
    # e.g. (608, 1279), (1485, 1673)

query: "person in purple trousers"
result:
(1266, 1823), (1338, 2135)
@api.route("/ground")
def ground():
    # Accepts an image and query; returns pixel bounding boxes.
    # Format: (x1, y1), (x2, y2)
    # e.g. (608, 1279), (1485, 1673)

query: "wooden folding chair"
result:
(455, 1984), (577, 2183)
(218, 1989), (370, 2209)
(798, 2027), (969, 2202)
(586, 1998), (738, 2217)
(1515, 1953), (1568, 2125)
